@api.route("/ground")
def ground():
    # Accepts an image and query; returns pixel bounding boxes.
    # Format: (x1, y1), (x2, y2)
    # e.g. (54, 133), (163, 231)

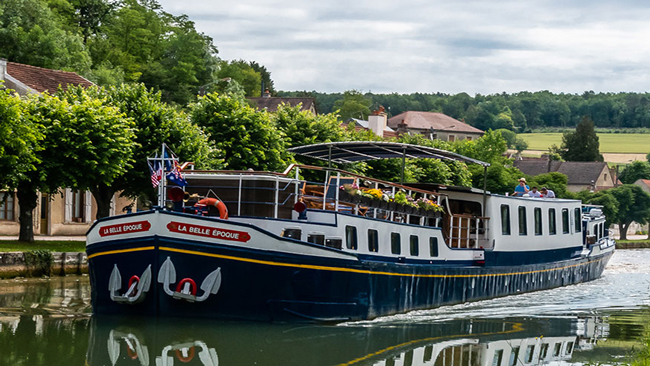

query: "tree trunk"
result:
(17, 181), (39, 242)
(91, 183), (116, 220)
(619, 221), (629, 241)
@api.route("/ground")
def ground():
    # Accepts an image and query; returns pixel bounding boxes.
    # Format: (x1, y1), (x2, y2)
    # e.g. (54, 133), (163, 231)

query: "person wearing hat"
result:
(513, 178), (530, 197)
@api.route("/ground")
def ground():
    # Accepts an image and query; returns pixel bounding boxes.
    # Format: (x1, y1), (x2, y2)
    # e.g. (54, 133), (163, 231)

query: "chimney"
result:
(367, 106), (387, 137)
(0, 59), (6, 83)
(397, 122), (409, 135)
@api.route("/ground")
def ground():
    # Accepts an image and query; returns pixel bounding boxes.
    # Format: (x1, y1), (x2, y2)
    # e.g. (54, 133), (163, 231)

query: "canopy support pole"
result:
(482, 165), (488, 217)
(401, 147), (406, 185)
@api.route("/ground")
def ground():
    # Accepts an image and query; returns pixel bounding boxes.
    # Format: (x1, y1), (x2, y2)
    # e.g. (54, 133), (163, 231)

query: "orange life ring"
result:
(196, 198), (228, 219)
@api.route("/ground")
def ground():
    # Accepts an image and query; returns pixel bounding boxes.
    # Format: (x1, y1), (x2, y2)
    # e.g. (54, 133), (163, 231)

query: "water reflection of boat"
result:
(86, 315), (606, 366)
(86, 142), (615, 322)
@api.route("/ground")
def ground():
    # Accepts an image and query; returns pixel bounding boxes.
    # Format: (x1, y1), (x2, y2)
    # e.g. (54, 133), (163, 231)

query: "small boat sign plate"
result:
(167, 221), (251, 242)
(100, 221), (151, 237)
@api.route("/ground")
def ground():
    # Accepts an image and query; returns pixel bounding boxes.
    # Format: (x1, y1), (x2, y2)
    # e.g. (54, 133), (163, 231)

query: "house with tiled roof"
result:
(513, 159), (616, 192)
(0, 59), (133, 237)
(340, 107), (398, 138)
(0, 59), (93, 95)
(248, 90), (316, 115)
(387, 111), (484, 142)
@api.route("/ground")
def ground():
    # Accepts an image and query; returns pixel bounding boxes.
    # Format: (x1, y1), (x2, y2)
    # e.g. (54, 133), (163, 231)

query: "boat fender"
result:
(176, 278), (197, 296)
(196, 198), (228, 219)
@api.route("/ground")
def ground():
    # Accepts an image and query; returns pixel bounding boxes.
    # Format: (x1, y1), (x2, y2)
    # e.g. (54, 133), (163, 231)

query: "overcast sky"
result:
(157, 0), (650, 95)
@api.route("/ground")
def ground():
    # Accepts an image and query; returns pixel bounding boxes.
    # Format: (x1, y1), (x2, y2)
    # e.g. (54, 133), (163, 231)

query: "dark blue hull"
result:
(87, 231), (613, 322)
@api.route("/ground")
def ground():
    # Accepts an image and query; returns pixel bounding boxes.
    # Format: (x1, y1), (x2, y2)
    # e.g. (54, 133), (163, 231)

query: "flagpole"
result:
(159, 143), (166, 207)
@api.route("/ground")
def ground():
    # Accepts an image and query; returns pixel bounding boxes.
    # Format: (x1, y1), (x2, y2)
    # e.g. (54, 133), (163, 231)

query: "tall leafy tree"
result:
(191, 93), (291, 171)
(216, 60), (262, 97)
(59, 83), (221, 215)
(608, 185), (650, 240)
(618, 160), (650, 184)
(0, 89), (42, 190)
(560, 117), (604, 162)
(272, 104), (345, 148)
(0, 0), (92, 73)
(249, 61), (275, 95)
(334, 90), (372, 121)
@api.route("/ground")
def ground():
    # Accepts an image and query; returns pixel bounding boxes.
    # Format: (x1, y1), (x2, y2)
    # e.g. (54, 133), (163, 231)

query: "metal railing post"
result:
(274, 176), (279, 218)
(335, 172), (340, 212)
(237, 174), (242, 216)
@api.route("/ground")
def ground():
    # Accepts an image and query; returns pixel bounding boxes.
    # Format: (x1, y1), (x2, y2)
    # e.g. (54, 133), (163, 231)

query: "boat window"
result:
(429, 237), (439, 257)
(509, 347), (520, 366)
(501, 205), (511, 235)
(492, 349), (503, 366)
(525, 345), (535, 363)
(282, 228), (301, 240)
(410, 235), (419, 256)
(534, 208), (542, 235)
(574, 208), (581, 232)
(391, 233), (401, 255)
(423, 345), (433, 362)
(562, 208), (570, 234)
(553, 343), (562, 357)
(325, 238), (342, 249)
(368, 229), (379, 252)
(565, 342), (574, 355)
(518, 206), (527, 235)
(345, 226), (358, 250)
(307, 234), (325, 245)
(600, 223), (605, 239)
(539, 343), (549, 360)
(549, 209), (556, 235)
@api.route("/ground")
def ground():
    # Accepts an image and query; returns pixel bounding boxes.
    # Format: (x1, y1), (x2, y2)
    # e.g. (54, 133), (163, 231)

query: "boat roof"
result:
(288, 141), (490, 167)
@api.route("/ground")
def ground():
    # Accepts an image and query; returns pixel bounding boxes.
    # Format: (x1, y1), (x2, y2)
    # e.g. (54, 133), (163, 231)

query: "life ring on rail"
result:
(195, 198), (228, 219)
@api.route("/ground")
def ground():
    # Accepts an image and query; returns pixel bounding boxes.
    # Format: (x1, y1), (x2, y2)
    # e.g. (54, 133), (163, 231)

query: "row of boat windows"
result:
(501, 206), (581, 236)
(498, 341), (574, 366)
(282, 227), (440, 257)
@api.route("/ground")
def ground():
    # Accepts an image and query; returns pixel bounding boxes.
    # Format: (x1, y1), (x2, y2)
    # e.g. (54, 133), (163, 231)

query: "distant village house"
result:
(513, 159), (616, 192)
(387, 111), (485, 142)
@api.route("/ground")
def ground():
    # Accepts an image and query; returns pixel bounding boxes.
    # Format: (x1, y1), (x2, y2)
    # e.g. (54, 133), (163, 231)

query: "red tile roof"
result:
(387, 111), (484, 134)
(6, 62), (93, 93)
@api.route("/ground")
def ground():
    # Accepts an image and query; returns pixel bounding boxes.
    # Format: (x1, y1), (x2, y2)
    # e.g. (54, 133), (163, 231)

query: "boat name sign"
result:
(99, 221), (151, 237)
(167, 221), (251, 242)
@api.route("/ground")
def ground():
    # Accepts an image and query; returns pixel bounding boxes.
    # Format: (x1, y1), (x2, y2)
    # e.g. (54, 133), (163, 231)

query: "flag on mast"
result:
(149, 154), (163, 188)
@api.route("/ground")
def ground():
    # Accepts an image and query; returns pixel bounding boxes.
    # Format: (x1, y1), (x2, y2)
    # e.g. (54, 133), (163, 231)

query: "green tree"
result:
(0, 89), (42, 191)
(334, 90), (372, 121)
(530, 172), (569, 198)
(609, 185), (650, 240)
(0, 0), (92, 73)
(61, 83), (221, 214)
(249, 61), (275, 95)
(560, 117), (603, 161)
(273, 104), (346, 148)
(191, 93), (291, 171)
(216, 60), (262, 98)
(619, 161), (650, 184)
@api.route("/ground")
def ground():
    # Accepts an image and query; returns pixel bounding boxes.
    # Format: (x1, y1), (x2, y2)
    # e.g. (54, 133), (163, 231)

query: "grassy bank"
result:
(520, 133), (650, 153)
(0, 241), (85, 253)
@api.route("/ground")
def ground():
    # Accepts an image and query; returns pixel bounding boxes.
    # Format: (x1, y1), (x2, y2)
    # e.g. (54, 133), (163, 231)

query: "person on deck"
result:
(513, 178), (530, 197)
(529, 187), (542, 198)
(541, 187), (556, 198)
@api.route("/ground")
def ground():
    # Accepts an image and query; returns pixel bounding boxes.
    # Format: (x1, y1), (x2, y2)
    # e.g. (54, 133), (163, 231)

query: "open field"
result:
(520, 133), (650, 153)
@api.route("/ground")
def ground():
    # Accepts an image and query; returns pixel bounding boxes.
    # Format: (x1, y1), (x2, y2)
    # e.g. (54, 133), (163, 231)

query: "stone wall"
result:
(0, 252), (87, 279)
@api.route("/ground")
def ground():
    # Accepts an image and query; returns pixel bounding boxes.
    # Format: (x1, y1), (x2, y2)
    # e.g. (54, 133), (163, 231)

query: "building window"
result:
(518, 206), (527, 235)
(501, 205), (511, 235)
(368, 229), (379, 252)
(72, 190), (86, 223)
(534, 208), (542, 235)
(391, 233), (401, 255)
(549, 208), (556, 235)
(0, 192), (15, 221)
(574, 208), (582, 232)
(345, 226), (358, 250)
(429, 237), (439, 257)
(562, 208), (570, 234)
(410, 235), (419, 256)
(448, 135), (456, 142)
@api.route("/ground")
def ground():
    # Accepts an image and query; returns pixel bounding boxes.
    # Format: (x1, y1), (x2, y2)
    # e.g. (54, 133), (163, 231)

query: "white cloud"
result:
(157, 0), (650, 94)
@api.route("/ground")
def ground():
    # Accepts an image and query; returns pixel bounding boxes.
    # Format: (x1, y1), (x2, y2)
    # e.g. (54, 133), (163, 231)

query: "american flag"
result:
(149, 159), (163, 188)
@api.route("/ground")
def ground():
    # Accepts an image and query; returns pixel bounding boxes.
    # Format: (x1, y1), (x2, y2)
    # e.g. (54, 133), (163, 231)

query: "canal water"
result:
(0, 250), (649, 366)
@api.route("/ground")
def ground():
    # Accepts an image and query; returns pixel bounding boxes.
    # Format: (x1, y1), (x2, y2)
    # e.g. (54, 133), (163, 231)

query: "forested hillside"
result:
(278, 90), (650, 131)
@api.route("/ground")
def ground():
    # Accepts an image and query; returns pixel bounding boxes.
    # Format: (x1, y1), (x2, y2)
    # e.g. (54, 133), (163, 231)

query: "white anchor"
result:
(108, 264), (152, 304)
(157, 257), (222, 302)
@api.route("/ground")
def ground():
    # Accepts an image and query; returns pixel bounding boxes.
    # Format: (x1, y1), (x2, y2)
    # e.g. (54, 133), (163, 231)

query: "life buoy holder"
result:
(175, 347), (196, 363)
(195, 198), (228, 219)
(176, 278), (197, 296)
